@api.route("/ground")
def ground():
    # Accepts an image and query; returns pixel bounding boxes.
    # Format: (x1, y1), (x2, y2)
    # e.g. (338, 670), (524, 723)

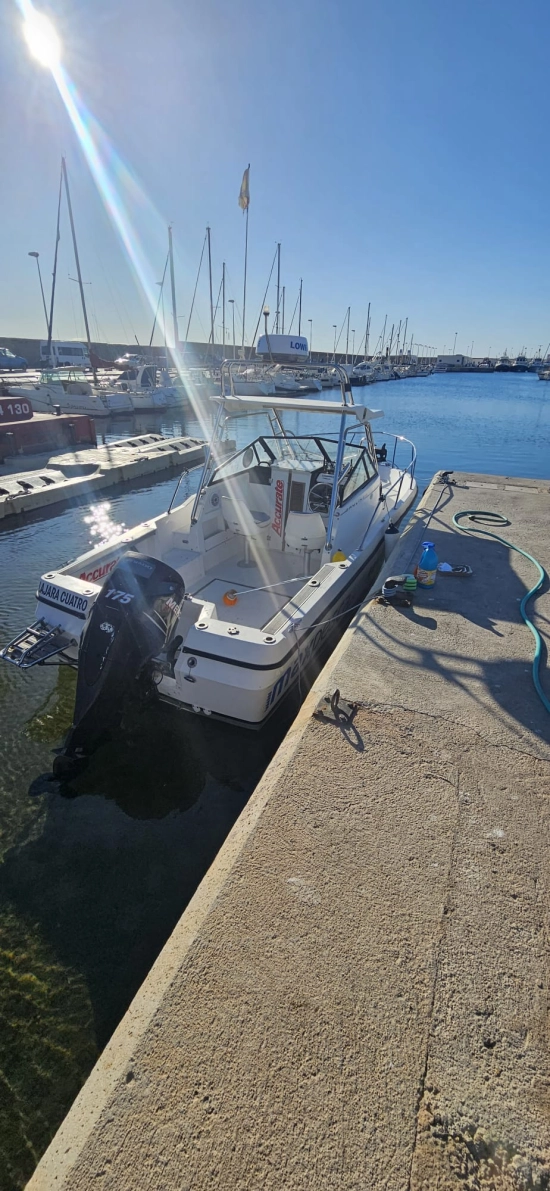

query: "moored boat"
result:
(8, 369), (110, 417)
(1, 364), (417, 769)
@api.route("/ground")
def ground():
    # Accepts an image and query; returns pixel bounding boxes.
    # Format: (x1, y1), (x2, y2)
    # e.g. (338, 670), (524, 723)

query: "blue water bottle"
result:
(417, 540), (438, 587)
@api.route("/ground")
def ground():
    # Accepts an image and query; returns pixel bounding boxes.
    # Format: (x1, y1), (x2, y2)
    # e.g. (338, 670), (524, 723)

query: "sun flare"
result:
(23, 8), (61, 68)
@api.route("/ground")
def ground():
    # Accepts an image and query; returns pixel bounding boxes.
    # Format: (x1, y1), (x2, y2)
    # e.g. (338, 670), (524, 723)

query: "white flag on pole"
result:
(238, 165), (250, 212)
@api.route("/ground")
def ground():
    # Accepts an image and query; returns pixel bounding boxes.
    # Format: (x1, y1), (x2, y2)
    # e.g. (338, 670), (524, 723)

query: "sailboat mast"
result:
(240, 173), (248, 352)
(168, 224), (178, 353)
(345, 306), (350, 364)
(275, 243), (281, 334)
(207, 226), (215, 356)
(381, 314), (387, 356)
(46, 162), (63, 366)
(364, 302), (370, 362)
(402, 317), (408, 359)
(149, 251), (169, 347)
(281, 286), (285, 335)
(298, 279), (303, 335)
(222, 262), (226, 356)
(61, 157), (92, 361)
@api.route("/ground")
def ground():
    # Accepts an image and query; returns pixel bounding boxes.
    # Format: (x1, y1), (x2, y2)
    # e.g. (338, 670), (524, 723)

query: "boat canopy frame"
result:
(191, 361), (383, 550)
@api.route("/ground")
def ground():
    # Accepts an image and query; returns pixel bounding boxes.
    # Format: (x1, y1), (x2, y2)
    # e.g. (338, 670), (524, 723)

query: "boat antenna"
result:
(345, 306), (350, 364)
(61, 157), (94, 377)
(275, 243), (281, 334)
(46, 161), (63, 368)
(222, 262), (226, 356)
(168, 224), (178, 357)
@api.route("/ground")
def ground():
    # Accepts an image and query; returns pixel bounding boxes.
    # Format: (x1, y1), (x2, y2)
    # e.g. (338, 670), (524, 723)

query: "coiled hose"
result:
(452, 509), (550, 715)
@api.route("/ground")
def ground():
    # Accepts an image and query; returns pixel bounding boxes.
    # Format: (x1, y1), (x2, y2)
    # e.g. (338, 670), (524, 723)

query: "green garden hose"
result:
(452, 510), (550, 715)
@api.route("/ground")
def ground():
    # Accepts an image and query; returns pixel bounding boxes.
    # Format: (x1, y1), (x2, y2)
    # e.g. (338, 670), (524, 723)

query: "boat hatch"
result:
(0, 619), (76, 668)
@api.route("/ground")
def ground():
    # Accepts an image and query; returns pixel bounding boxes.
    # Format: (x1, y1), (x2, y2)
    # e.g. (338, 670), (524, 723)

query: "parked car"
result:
(114, 353), (144, 368)
(0, 347), (28, 370)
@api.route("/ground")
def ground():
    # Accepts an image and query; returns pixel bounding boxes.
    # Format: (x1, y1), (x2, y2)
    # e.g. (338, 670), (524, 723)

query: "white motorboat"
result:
(1, 365), (417, 769)
(201, 367), (276, 397)
(8, 369), (110, 418)
(103, 364), (178, 411)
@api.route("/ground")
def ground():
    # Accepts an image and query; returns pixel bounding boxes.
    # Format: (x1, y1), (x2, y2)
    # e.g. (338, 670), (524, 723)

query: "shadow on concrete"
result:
(355, 528), (550, 744)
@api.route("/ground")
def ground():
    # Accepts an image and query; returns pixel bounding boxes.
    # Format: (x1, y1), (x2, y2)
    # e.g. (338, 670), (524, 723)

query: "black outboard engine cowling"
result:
(59, 551), (184, 764)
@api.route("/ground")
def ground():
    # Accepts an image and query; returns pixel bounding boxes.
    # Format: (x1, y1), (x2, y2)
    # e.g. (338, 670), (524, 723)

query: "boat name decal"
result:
(272, 479), (285, 536)
(79, 557), (120, 583)
(38, 580), (89, 614)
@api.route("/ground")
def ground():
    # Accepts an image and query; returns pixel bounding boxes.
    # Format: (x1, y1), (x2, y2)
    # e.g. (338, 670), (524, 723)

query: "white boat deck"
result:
(191, 553), (311, 630)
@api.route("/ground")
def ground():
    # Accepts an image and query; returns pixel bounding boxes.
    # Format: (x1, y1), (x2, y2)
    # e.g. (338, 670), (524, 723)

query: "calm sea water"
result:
(0, 371), (548, 1187)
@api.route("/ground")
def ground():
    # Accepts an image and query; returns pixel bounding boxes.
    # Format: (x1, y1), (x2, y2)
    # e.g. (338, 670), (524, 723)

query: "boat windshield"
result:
(39, 369), (87, 383)
(209, 432), (377, 486)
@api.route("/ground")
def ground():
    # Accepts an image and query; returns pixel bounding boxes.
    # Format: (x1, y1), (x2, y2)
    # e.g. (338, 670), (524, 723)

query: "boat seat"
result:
(221, 495), (271, 539)
(285, 511), (326, 554)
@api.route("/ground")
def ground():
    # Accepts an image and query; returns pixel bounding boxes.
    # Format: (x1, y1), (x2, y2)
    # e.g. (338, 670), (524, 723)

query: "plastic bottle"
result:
(416, 540), (438, 587)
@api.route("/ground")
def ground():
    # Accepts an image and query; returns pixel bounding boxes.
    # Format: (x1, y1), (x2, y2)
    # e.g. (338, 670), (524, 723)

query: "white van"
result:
(40, 341), (91, 368)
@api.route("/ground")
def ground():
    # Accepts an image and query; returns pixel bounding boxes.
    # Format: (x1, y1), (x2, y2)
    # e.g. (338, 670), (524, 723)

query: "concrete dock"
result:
(27, 471), (550, 1190)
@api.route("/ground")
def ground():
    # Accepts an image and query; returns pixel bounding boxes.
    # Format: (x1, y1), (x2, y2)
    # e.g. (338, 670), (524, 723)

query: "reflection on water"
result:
(0, 373), (548, 1187)
(82, 502), (126, 548)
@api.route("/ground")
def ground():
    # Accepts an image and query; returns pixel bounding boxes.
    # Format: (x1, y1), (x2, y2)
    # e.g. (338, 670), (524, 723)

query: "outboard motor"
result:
(55, 551), (184, 773)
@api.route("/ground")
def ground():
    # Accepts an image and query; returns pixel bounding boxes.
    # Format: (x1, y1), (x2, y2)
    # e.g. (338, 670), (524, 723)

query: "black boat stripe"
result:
(35, 595), (87, 621)
(182, 541), (382, 672)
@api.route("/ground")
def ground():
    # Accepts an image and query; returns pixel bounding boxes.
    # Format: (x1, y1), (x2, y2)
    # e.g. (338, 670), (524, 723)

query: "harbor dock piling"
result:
(27, 471), (550, 1190)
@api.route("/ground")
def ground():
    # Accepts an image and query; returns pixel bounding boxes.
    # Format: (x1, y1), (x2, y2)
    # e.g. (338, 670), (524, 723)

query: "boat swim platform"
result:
(27, 471), (550, 1190)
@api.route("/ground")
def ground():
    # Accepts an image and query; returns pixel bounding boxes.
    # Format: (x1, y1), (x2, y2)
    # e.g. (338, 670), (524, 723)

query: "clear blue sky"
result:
(1, 0), (549, 356)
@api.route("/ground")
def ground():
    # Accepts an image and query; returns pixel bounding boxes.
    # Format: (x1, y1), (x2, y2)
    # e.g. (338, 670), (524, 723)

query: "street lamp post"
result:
(351, 329), (355, 361)
(308, 318), (312, 360)
(453, 331), (458, 354)
(333, 324), (337, 363)
(228, 299), (235, 359)
(28, 251), (49, 335)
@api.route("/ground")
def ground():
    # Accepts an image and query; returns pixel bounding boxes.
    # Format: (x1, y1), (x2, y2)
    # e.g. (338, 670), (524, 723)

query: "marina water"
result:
(0, 371), (548, 1188)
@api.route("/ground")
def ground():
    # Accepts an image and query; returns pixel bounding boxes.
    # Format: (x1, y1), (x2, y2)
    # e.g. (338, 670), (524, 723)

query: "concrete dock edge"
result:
(27, 472), (550, 1189)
